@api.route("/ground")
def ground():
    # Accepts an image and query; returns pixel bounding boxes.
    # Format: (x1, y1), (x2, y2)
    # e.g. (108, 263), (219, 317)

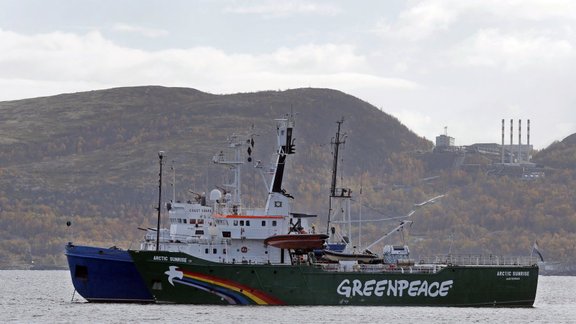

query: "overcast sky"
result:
(1, 0), (574, 149)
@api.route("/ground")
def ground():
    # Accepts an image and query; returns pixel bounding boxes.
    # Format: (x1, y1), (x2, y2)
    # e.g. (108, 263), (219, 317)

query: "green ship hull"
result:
(129, 250), (538, 306)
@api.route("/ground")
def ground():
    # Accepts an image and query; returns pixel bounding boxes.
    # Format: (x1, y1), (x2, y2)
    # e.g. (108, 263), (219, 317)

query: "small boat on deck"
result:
(322, 249), (378, 263)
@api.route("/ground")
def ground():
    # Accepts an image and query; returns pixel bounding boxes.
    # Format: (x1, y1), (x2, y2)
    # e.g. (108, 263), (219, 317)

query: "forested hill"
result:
(0, 86), (430, 202)
(533, 133), (576, 169)
(0, 86), (429, 169)
(0, 86), (431, 268)
(1, 86), (575, 271)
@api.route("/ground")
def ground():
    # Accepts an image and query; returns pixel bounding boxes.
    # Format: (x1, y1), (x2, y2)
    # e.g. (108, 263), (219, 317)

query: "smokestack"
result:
(510, 119), (513, 163)
(527, 119), (531, 162)
(501, 119), (505, 164)
(518, 119), (522, 163)
(518, 119), (522, 145)
(527, 119), (531, 146)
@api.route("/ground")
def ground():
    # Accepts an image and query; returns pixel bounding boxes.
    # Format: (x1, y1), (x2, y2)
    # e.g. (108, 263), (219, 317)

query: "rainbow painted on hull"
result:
(167, 267), (285, 305)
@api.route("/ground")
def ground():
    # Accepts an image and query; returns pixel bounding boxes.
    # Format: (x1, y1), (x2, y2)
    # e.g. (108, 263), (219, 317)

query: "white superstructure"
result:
(139, 114), (312, 265)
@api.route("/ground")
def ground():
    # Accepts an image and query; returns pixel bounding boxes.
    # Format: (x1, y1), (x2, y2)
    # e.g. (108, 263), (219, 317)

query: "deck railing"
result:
(314, 254), (539, 273)
(418, 254), (539, 266)
(316, 262), (444, 274)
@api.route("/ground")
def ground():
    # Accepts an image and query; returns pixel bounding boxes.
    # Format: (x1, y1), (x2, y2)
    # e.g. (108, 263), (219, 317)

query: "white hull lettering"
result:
(497, 271), (529, 277)
(337, 279), (454, 298)
(169, 257), (187, 263)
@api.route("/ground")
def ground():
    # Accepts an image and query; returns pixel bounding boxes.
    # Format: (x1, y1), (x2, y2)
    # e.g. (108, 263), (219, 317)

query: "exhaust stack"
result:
(501, 119), (505, 164)
(518, 119), (522, 163)
(527, 119), (531, 147)
(509, 119), (513, 163)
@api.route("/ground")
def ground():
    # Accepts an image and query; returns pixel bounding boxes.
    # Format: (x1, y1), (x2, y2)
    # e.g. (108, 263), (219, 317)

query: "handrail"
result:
(419, 254), (539, 266)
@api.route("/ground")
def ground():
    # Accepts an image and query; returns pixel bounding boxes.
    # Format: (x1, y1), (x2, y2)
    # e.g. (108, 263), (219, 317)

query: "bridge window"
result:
(246, 220), (250, 226)
(240, 220), (244, 226)
(262, 220), (266, 226)
(272, 220), (277, 226)
(213, 248), (217, 254)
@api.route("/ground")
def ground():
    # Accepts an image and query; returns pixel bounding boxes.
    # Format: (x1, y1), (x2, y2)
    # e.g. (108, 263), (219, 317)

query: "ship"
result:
(127, 115), (539, 306)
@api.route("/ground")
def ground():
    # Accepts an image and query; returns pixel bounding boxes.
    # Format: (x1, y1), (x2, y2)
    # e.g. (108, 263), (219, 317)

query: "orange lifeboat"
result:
(264, 234), (329, 250)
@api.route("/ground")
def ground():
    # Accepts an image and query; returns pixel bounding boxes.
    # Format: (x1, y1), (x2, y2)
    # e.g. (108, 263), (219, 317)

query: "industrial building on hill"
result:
(429, 119), (544, 178)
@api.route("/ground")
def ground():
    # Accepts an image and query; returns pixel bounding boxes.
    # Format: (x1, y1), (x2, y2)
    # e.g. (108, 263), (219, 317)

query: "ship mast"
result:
(326, 118), (346, 236)
(212, 133), (251, 211)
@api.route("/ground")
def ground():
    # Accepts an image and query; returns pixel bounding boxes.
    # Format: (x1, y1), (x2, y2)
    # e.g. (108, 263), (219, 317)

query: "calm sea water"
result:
(1, 271), (574, 323)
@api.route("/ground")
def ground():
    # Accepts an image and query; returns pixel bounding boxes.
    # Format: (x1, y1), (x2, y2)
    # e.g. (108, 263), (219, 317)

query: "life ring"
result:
(241, 246), (248, 253)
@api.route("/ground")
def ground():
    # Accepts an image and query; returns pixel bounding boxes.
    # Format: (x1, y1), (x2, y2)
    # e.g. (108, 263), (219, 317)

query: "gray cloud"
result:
(0, 0), (574, 148)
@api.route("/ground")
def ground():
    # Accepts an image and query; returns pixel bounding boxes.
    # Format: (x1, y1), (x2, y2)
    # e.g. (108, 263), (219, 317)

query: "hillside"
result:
(0, 86), (429, 202)
(1, 86), (575, 270)
(533, 133), (576, 169)
(0, 86), (431, 268)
